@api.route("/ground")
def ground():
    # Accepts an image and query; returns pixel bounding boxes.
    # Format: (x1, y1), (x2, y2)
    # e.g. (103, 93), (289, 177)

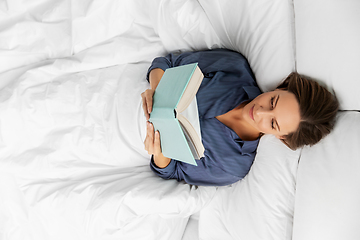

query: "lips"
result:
(249, 105), (254, 120)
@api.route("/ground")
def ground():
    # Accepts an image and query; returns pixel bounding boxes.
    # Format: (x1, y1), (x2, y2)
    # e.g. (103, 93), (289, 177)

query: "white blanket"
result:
(0, 1), (218, 239)
(0, 57), (218, 240)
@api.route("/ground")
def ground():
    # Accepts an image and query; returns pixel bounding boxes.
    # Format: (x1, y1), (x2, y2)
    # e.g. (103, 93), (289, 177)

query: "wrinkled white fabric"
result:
(0, 60), (217, 240)
(0, 1), (218, 239)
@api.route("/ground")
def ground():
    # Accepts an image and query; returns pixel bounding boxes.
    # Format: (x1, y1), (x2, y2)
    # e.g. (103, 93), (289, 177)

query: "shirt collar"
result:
(230, 128), (259, 153)
(243, 86), (262, 100)
(240, 86), (262, 152)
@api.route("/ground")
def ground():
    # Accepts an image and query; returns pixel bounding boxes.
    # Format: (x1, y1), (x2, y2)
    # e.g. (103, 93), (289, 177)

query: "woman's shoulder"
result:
(196, 48), (247, 59)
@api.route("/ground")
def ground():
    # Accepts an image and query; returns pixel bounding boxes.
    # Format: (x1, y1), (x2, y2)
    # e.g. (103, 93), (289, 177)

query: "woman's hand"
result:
(141, 68), (165, 120)
(141, 88), (155, 120)
(144, 122), (161, 156)
(144, 122), (171, 168)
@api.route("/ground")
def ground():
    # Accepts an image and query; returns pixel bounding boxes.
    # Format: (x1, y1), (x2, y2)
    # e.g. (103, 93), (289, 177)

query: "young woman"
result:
(141, 49), (338, 186)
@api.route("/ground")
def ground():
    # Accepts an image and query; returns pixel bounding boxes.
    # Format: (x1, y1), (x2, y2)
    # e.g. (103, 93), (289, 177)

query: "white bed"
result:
(0, 0), (359, 240)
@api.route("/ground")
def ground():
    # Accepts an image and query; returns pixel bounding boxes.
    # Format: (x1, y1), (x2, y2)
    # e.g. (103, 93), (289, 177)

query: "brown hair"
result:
(276, 72), (339, 150)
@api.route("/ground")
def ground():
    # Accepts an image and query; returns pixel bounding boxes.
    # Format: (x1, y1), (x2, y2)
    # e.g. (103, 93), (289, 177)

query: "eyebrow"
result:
(275, 95), (281, 131)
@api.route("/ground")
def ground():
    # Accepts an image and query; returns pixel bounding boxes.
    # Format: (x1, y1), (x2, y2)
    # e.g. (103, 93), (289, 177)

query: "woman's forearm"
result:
(148, 68), (170, 168)
(149, 68), (165, 90)
(153, 153), (171, 168)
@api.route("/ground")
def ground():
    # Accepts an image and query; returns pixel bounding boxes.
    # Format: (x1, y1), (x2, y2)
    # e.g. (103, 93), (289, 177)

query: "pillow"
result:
(198, 135), (301, 240)
(294, 0), (360, 110)
(146, 0), (221, 52)
(198, 0), (296, 92)
(292, 112), (360, 240)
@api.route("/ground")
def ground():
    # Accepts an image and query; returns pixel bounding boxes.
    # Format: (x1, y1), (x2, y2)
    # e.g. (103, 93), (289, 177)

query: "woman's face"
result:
(242, 89), (301, 139)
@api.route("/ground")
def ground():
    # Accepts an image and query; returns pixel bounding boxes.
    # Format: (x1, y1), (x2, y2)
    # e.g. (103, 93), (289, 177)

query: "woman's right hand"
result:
(142, 68), (165, 120)
(141, 88), (155, 120)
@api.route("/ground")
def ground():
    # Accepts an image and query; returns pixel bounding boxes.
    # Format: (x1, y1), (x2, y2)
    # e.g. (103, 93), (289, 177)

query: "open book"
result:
(149, 63), (205, 166)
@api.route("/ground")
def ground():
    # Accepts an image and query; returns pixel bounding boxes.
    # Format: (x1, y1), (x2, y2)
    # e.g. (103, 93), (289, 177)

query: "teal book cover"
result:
(149, 63), (204, 166)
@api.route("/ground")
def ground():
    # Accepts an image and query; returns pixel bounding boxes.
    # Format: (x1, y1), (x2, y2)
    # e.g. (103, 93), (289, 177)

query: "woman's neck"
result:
(216, 104), (261, 141)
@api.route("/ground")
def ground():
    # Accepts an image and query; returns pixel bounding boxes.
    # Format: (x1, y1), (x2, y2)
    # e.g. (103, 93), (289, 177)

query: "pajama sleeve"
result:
(150, 155), (244, 187)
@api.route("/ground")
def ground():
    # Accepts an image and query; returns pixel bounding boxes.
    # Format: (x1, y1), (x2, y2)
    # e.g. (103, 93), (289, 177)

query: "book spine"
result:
(149, 108), (175, 121)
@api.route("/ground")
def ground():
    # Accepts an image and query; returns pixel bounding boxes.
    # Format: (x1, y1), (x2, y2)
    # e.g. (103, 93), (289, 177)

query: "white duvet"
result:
(0, 1), (216, 239)
(0, 56), (219, 239)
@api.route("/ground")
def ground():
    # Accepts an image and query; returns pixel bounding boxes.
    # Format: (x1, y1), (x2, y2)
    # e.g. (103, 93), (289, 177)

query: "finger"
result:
(144, 137), (149, 152)
(144, 136), (148, 152)
(146, 92), (153, 114)
(147, 123), (155, 154)
(144, 122), (152, 151)
(146, 122), (151, 137)
(142, 94), (150, 120)
(154, 130), (161, 156)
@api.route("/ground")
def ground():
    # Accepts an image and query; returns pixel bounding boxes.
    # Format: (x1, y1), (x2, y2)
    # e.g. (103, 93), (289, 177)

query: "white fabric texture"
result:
(198, 135), (299, 240)
(293, 1), (360, 239)
(292, 112), (360, 240)
(0, 0), (359, 240)
(0, 60), (216, 240)
(0, 1), (217, 239)
(198, 0), (296, 92)
(294, 0), (360, 110)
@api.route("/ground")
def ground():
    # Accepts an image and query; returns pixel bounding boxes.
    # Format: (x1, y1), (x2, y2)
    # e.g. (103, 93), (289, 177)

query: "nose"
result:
(256, 107), (272, 116)
(256, 107), (273, 118)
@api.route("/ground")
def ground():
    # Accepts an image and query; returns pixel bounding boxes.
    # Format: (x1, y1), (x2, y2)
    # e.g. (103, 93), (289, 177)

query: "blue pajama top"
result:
(147, 49), (262, 186)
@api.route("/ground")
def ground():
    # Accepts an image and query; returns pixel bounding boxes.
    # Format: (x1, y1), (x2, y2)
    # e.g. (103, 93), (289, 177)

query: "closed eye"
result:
(271, 95), (280, 131)
(274, 95), (280, 131)
(271, 95), (279, 109)
(271, 97), (275, 109)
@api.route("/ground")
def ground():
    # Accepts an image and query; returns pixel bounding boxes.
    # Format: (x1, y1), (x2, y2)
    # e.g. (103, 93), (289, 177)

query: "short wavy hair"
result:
(276, 72), (339, 150)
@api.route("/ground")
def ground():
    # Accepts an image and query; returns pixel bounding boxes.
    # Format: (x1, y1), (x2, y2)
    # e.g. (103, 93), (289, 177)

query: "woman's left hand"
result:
(144, 122), (171, 168)
(144, 122), (161, 156)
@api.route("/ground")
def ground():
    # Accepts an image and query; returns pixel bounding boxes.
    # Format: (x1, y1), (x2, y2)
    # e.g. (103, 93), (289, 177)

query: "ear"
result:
(276, 135), (286, 140)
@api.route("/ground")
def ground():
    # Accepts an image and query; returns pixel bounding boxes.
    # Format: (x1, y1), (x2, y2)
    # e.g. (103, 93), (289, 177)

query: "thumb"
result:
(154, 130), (162, 156)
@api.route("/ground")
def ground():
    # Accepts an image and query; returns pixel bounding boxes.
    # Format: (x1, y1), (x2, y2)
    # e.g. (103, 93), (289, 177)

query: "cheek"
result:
(256, 120), (270, 133)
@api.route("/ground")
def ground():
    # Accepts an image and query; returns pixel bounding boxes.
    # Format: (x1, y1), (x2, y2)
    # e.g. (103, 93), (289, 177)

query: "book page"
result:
(179, 97), (201, 141)
(179, 122), (201, 160)
(176, 66), (203, 112)
(177, 97), (205, 159)
(178, 113), (205, 159)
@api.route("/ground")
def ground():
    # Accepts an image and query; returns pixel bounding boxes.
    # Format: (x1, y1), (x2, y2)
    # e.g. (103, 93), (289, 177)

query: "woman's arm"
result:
(149, 68), (164, 90)
(144, 122), (171, 168)
(141, 68), (164, 120)
(142, 68), (171, 168)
